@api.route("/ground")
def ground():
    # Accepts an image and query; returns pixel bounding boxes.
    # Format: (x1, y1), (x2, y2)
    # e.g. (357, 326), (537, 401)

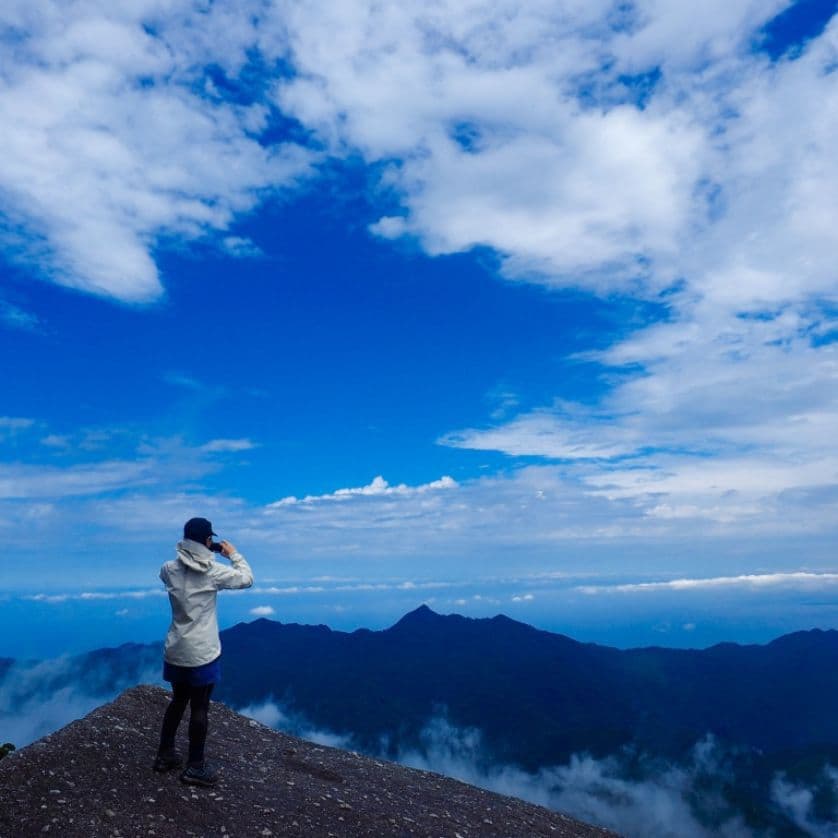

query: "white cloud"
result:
(0, 460), (152, 499)
(2, 423), (834, 586)
(578, 572), (838, 595)
(221, 236), (262, 258)
(249, 605), (275, 617)
(0, 1), (314, 301)
(26, 588), (165, 604)
(276, 0), (715, 292)
(771, 769), (838, 838)
(200, 438), (258, 453)
(5, 1), (831, 312)
(271, 1), (838, 534)
(269, 474), (457, 507)
(441, 409), (640, 460)
(2, 3), (836, 560)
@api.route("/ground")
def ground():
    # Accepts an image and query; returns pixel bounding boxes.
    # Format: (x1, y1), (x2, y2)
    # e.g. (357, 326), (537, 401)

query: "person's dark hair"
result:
(183, 518), (217, 543)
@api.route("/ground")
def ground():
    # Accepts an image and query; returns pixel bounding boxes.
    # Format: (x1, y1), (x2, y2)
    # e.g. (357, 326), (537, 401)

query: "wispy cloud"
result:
(200, 438), (258, 453)
(40, 434), (70, 449)
(577, 572), (838, 595)
(0, 299), (40, 331)
(162, 372), (206, 392)
(26, 588), (165, 604)
(0, 416), (35, 437)
(0, 460), (152, 500)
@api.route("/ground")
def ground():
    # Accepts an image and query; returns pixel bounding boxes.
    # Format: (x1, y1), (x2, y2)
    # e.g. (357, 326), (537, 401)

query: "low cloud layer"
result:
(241, 702), (838, 837)
(0, 654), (162, 748)
(4, 658), (838, 836)
(239, 698), (352, 750)
(398, 721), (753, 838)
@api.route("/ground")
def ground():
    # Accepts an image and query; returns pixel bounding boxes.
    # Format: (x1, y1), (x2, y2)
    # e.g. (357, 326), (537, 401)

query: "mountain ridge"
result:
(6, 606), (838, 764)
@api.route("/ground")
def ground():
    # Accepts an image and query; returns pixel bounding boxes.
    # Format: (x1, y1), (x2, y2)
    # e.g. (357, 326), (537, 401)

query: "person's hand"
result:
(219, 540), (237, 558)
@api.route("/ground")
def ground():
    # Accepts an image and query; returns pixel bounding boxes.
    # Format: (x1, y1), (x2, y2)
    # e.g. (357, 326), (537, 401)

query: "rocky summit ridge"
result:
(0, 685), (617, 837)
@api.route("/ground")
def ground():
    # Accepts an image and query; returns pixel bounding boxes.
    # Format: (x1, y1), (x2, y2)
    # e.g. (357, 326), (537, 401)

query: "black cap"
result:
(184, 517), (217, 542)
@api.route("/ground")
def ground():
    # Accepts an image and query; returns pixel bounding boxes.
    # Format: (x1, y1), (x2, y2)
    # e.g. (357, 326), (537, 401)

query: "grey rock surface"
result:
(0, 684), (618, 837)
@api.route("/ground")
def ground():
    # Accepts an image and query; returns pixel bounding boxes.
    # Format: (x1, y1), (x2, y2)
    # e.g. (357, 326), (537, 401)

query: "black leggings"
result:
(159, 682), (215, 765)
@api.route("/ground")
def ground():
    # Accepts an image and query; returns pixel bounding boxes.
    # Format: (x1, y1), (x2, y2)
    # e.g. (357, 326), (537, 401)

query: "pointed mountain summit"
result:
(0, 685), (615, 838)
(388, 602), (443, 630)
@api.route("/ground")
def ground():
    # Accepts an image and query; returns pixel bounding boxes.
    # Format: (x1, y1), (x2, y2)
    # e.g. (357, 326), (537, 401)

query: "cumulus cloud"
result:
(276, 0), (714, 289)
(249, 605), (275, 617)
(0, 0), (314, 301)
(268, 475), (457, 507)
(7, 2), (833, 313)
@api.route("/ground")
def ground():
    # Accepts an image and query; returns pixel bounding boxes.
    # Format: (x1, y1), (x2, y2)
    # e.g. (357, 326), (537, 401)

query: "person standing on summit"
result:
(153, 517), (254, 786)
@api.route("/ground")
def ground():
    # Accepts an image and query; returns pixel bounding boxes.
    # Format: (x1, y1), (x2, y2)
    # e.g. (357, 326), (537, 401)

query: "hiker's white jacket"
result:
(160, 539), (254, 667)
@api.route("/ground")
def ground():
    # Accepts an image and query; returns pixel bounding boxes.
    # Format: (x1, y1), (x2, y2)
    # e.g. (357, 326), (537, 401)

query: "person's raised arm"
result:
(211, 540), (254, 590)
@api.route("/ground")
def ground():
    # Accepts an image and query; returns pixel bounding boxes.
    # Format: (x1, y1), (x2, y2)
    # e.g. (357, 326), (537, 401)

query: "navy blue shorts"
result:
(162, 655), (221, 686)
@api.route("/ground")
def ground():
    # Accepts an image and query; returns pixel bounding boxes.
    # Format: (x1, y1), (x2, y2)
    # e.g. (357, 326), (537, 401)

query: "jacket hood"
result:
(176, 539), (215, 572)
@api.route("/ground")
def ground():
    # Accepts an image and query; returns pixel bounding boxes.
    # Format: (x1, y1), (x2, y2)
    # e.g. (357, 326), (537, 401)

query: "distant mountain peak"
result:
(406, 603), (437, 618)
(390, 603), (440, 628)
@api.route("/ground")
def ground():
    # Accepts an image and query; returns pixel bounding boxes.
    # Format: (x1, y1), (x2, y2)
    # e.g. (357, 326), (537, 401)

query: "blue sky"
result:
(2, 0), (838, 657)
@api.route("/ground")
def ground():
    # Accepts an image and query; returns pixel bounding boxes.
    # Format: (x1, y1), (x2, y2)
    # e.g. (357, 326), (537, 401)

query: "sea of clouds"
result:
(239, 696), (838, 837)
(2, 655), (837, 836)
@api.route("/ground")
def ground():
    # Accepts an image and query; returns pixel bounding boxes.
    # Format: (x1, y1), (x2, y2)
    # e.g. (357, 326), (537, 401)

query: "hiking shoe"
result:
(180, 762), (218, 787)
(153, 750), (183, 772)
